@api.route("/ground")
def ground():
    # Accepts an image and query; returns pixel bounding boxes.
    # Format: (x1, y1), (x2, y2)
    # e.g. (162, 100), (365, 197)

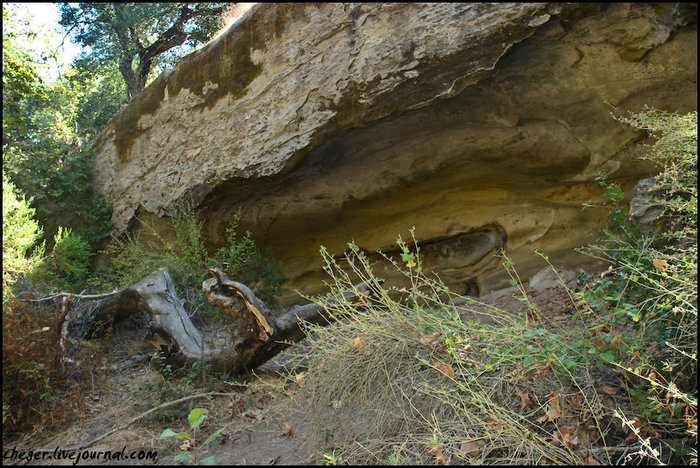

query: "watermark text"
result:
(3, 445), (157, 465)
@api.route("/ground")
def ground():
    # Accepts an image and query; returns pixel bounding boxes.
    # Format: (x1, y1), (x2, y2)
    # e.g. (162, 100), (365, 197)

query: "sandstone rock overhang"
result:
(92, 3), (697, 304)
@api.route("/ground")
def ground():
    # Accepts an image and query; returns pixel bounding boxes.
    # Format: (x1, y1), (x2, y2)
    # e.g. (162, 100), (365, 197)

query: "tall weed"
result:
(103, 203), (284, 314)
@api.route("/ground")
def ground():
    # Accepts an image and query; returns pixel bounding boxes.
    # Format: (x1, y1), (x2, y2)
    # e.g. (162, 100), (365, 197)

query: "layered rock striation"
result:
(92, 3), (697, 305)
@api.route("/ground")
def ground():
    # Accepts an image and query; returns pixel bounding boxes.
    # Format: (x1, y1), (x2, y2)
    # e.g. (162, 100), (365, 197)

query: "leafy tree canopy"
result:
(3, 5), (114, 250)
(59, 3), (228, 99)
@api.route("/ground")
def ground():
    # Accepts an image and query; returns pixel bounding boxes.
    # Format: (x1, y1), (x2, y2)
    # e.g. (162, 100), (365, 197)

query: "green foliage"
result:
(4, 166), (99, 294)
(160, 408), (223, 465)
(171, 204), (209, 271)
(577, 108), (697, 463)
(65, 59), (129, 144)
(2, 172), (44, 293)
(104, 204), (284, 314)
(322, 451), (340, 465)
(3, 5), (114, 255)
(2, 8), (48, 144)
(34, 227), (93, 291)
(59, 3), (226, 98)
(3, 143), (114, 251)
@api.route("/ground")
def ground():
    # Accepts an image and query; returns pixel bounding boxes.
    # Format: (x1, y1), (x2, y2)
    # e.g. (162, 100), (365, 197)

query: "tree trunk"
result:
(119, 58), (150, 99)
(67, 268), (378, 374)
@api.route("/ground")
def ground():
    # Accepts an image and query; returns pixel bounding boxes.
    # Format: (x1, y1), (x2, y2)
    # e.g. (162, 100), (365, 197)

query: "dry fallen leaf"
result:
(653, 258), (669, 272)
(242, 408), (263, 421)
(353, 337), (374, 356)
(559, 425), (579, 448)
(427, 446), (446, 464)
(485, 415), (507, 431)
(295, 371), (306, 387)
(536, 392), (561, 424)
(280, 424), (295, 437)
(458, 440), (481, 458)
(179, 439), (193, 451)
(568, 394), (584, 410)
(648, 425), (660, 438)
(420, 331), (441, 348)
(432, 362), (455, 377)
(535, 365), (551, 378)
(517, 390), (535, 413)
(228, 397), (245, 413)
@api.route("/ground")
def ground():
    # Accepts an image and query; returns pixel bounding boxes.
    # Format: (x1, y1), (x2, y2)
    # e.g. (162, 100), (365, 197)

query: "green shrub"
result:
(34, 226), (93, 291)
(578, 108), (697, 463)
(103, 204), (285, 314)
(2, 171), (44, 294)
(285, 232), (603, 465)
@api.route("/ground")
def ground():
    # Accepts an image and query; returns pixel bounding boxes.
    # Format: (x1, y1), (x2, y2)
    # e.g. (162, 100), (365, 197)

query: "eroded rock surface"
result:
(92, 3), (697, 305)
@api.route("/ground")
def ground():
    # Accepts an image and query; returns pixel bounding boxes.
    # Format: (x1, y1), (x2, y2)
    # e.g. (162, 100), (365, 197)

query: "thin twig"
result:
(30, 392), (235, 454)
(23, 290), (123, 303)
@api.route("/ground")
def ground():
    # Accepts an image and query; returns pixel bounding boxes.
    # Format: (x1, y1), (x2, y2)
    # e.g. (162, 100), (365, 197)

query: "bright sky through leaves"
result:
(3, 3), (84, 83)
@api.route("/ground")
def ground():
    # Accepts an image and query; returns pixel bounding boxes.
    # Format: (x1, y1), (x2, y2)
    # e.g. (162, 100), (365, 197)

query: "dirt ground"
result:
(3, 280), (598, 466)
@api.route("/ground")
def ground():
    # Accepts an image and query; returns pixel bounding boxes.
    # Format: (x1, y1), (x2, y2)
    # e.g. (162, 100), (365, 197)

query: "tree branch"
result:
(24, 290), (124, 303)
(138, 3), (225, 66)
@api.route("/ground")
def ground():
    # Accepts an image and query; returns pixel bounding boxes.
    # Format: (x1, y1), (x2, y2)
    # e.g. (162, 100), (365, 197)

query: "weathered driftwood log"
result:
(201, 268), (379, 373)
(82, 269), (211, 361)
(66, 268), (378, 374)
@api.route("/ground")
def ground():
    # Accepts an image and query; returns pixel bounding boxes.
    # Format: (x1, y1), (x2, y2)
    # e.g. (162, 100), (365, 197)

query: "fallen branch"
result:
(53, 268), (380, 375)
(23, 290), (124, 303)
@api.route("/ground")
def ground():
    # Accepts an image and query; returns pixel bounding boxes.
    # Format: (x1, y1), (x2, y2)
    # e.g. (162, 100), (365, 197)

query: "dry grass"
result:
(276, 232), (668, 464)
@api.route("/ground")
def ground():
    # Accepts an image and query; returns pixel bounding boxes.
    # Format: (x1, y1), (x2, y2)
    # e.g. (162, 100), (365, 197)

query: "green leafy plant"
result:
(322, 450), (340, 465)
(104, 204), (284, 315)
(576, 108), (697, 464)
(4, 5), (114, 258)
(34, 226), (93, 291)
(160, 408), (224, 465)
(2, 171), (44, 295)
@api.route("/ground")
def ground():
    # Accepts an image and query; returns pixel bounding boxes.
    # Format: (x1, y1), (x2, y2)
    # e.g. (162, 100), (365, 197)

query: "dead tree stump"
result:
(56, 268), (378, 374)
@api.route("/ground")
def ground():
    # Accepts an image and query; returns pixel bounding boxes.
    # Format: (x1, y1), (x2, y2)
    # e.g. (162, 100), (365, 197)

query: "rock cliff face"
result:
(92, 3), (697, 305)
